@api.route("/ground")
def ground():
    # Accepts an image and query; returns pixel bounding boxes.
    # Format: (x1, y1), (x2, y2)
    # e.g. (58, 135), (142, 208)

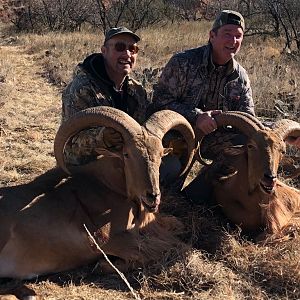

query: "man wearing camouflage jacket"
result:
(152, 10), (254, 135)
(61, 27), (149, 165)
(152, 10), (254, 200)
(153, 10), (300, 200)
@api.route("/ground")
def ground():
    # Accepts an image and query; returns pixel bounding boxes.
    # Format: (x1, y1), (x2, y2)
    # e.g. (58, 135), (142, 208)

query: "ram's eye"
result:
(123, 153), (129, 158)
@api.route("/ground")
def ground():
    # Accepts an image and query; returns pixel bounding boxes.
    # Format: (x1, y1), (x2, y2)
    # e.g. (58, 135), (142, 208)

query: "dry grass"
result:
(0, 41), (60, 185)
(0, 21), (300, 299)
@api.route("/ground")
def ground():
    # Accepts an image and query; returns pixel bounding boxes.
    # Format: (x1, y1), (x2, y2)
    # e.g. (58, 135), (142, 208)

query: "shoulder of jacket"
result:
(234, 61), (250, 82)
(168, 46), (207, 69)
(65, 69), (93, 93)
(73, 64), (90, 78)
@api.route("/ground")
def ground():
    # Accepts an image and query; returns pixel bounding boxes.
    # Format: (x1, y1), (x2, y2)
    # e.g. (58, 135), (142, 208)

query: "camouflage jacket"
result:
(152, 44), (254, 125)
(61, 53), (149, 165)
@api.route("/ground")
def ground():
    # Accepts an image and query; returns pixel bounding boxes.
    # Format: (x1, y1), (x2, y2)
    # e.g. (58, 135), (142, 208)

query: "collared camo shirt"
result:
(152, 44), (254, 125)
(61, 53), (150, 165)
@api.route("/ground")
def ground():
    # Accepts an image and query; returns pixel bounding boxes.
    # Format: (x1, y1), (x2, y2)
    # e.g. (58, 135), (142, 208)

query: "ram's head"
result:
(54, 107), (196, 212)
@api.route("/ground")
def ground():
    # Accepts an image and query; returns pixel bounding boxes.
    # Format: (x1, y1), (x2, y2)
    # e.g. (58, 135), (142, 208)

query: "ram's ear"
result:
(223, 145), (245, 156)
(95, 147), (123, 159)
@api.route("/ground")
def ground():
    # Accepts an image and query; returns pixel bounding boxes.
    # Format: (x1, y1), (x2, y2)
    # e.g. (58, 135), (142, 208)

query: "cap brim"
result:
(106, 32), (140, 43)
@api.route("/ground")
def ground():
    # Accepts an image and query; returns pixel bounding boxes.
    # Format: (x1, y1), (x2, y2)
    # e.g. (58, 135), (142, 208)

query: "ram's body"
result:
(0, 107), (195, 279)
(0, 171), (146, 278)
(210, 143), (300, 232)
(200, 113), (300, 235)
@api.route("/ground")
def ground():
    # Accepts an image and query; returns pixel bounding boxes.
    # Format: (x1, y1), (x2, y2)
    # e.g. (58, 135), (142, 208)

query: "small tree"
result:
(165, 0), (211, 21)
(123, 0), (167, 30)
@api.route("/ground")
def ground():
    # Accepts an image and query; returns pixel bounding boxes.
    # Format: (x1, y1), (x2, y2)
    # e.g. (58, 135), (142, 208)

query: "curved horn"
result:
(225, 111), (265, 130)
(54, 106), (142, 174)
(214, 112), (261, 135)
(272, 118), (300, 141)
(196, 111), (262, 164)
(144, 110), (196, 175)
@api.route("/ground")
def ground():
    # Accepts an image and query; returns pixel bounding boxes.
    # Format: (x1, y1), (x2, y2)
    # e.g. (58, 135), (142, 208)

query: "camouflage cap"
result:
(212, 10), (245, 32)
(104, 26), (140, 43)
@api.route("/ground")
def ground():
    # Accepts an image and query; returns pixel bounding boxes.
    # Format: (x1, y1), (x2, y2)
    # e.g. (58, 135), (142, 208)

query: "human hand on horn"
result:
(195, 110), (222, 135)
(285, 136), (300, 149)
(102, 127), (123, 149)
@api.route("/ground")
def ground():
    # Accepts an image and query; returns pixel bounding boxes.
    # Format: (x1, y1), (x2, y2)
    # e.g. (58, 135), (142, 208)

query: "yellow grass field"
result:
(0, 22), (299, 299)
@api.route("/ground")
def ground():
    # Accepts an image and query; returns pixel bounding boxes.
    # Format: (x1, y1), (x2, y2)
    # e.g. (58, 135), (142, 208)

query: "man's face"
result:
(209, 24), (244, 65)
(101, 34), (138, 79)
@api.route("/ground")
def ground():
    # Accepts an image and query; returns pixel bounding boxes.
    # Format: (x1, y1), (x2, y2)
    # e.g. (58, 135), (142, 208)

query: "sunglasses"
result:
(109, 42), (139, 54)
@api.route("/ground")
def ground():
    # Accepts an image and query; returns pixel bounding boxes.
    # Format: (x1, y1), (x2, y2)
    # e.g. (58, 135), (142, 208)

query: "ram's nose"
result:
(260, 174), (277, 194)
(147, 192), (161, 205)
(142, 192), (161, 212)
(264, 173), (277, 185)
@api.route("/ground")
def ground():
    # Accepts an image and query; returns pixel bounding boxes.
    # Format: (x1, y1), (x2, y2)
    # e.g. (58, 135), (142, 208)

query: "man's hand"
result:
(103, 127), (123, 148)
(285, 136), (300, 148)
(195, 110), (222, 135)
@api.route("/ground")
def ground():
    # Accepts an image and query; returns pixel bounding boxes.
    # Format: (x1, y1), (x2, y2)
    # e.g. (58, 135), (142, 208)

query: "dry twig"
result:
(83, 224), (141, 300)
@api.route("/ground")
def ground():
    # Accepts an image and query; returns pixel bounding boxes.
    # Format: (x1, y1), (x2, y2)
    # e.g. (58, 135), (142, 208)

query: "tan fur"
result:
(212, 147), (300, 235)
(202, 114), (300, 238)
(262, 181), (300, 234)
(0, 171), (183, 279)
(0, 108), (195, 279)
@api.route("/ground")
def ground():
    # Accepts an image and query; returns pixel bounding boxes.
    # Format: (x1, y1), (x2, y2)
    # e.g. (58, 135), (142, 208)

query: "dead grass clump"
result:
(0, 154), (54, 186)
(19, 32), (104, 87)
(159, 190), (230, 254)
(27, 280), (135, 300)
(137, 21), (210, 69)
(239, 36), (300, 120)
(217, 232), (300, 299)
(0, 37), (60, 187)
(140, 249), (264, 300)
(157, 190), (300, 299)
(0, 49), (14, 100)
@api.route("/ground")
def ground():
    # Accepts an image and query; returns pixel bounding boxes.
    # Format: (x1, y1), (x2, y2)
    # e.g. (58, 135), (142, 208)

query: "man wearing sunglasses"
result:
(61, 27), (149, 165)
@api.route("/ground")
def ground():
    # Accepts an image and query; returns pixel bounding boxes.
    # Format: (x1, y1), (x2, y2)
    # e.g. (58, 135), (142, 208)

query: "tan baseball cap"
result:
(212, 10), (245, 32)
(104, 27), (140, 43)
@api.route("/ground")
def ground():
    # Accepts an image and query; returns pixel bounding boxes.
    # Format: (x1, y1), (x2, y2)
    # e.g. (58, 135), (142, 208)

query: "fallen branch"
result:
(83, 224), (141, 300)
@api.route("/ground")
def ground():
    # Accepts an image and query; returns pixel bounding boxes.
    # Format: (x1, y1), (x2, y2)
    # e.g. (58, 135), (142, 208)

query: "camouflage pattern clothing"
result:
(61, 53), (150, 165)
(152, 44), (255, 125)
